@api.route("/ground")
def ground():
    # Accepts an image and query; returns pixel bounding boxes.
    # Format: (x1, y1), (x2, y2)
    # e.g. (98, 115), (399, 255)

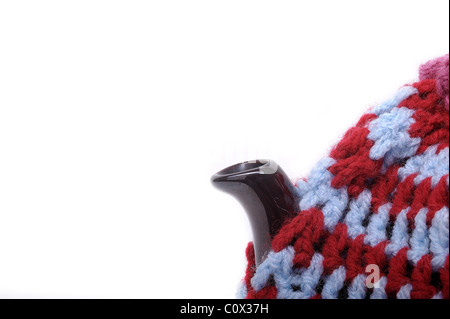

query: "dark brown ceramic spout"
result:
(211, 160), (299, 265)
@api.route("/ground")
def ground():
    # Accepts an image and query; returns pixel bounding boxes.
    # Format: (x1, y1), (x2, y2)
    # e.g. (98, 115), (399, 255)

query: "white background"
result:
(0, 1), (448, 298)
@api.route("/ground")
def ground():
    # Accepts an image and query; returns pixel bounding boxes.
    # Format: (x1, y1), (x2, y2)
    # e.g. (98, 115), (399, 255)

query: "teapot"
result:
(211, 54), (449, 299)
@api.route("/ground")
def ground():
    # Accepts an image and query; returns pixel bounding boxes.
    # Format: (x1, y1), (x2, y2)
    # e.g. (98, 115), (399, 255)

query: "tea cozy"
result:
(239, 54), (449, 299)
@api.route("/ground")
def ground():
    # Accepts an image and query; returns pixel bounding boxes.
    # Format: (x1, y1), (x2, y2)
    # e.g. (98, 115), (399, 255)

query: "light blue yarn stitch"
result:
(296, 157), (349, 232)
(236, 280), (247, 299)
(345, 189), (372, 239)
(280, 253), (324, 299)
(296, 157), (338, 210)
(321, 266), (346, 299)
(368, 106), (421, 171)
(429, 207), (449, 271)
(348, 274), (367, 299)
(385, 208), (410, 258)
(370, 276), (388, 299)
(432, 292), (444, 299)
(364, 203), (390, 246)
(398, 145), (449, 188)
(407, 208), (430, 265)
(250, 247), (327, 299)
(370, 86), (418, 116)
(250, 247), (294, 292)
(397, 283), (413, 299)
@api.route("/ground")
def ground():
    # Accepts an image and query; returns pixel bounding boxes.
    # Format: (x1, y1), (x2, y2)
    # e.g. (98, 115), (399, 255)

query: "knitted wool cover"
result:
(239, 54), (449, 299)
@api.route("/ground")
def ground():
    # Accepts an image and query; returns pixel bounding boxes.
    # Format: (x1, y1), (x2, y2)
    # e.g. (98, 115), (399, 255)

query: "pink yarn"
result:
(419, 54), (449, 110)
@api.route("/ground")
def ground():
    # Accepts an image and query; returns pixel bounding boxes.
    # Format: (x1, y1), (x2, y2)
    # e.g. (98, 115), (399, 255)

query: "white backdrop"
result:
(0, 1), (448, 298)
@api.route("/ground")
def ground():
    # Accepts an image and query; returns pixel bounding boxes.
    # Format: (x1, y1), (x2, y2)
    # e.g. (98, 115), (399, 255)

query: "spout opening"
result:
(211, 160), (269, 183)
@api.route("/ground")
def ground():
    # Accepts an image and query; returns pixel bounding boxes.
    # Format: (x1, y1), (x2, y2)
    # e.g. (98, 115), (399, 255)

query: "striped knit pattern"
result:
(240, 55), (449, 299)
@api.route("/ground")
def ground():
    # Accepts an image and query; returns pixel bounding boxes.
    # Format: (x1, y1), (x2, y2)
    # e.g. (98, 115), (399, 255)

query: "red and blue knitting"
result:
(240, 54), (449, 299)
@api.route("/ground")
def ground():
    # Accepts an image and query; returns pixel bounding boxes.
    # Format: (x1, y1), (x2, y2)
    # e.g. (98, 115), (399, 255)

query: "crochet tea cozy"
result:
(239, 54), (449, 299)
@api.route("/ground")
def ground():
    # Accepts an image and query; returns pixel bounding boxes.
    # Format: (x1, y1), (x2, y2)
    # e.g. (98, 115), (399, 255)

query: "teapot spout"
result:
(211, 160), (299, 265)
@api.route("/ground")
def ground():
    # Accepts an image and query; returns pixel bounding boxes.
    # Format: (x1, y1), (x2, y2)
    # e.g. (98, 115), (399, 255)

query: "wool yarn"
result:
(239, 55), (449, 299)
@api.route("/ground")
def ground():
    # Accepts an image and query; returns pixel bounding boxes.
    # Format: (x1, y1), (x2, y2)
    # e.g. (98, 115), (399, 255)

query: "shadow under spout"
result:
(211, 160), (300, 266)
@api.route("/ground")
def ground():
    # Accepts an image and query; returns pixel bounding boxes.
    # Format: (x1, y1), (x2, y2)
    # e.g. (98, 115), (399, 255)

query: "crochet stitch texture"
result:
(239, 55), (450, 299)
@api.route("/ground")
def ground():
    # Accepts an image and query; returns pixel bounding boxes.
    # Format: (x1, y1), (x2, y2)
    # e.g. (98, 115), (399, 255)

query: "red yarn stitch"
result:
(385, 247), (411, 298)
(244, 242), (256, 293)
(410, 255), (437, 299)
(409, 108), (449, 154)
(426, 175), (449, 224)
(370, 165), (400, 213)
(272, 208), (324, 253)
(329, 147), (383, 198)
(345, 234), (366, 282)
(440, 256), (449, 299)
(322, 223), (348, 275)
(408, 177), (432, 221)
(272, 208), (324, 269)
(292, 209), (325, 268)
(401, 79), (449, 154)
(390, 174), (417, 218)
(330, 113), (377, 160)
(364, 241), (389, 276)
(328, 113), (382, 198)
